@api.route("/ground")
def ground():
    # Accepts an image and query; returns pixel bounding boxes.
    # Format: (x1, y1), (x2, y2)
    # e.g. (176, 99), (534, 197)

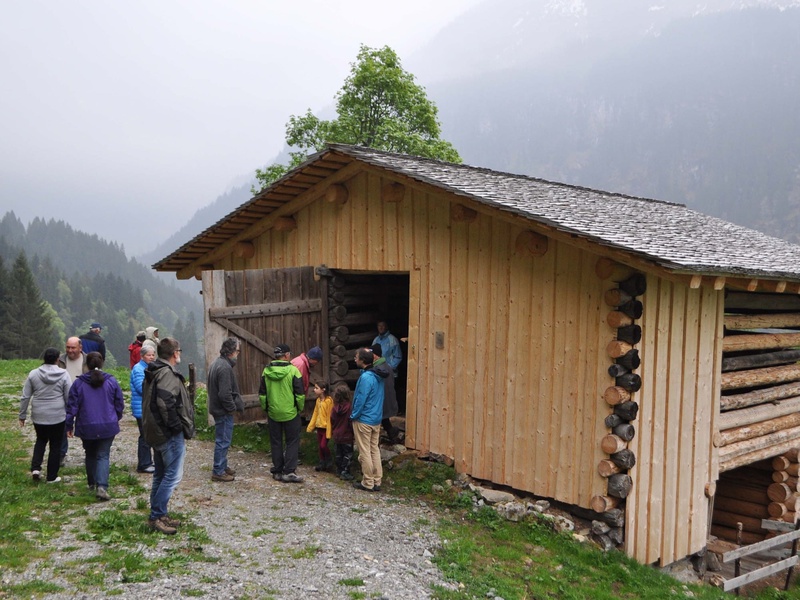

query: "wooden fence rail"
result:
(721, 520), (800, 593)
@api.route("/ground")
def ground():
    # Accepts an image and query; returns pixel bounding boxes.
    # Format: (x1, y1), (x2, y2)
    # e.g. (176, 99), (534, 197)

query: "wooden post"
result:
(325, 183), (348, 205)
(514, 230), (548, 256)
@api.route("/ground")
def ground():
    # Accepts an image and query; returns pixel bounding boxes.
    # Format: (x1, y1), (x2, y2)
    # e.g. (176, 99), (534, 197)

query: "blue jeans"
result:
(135, 417), (154, 471)
(213, 413), (234, 476)
(150, 432), (185, 520)
(81, 437), (114, 489)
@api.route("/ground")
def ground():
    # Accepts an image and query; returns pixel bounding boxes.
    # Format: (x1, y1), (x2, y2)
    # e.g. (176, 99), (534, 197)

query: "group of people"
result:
(19, 318), (404, 535)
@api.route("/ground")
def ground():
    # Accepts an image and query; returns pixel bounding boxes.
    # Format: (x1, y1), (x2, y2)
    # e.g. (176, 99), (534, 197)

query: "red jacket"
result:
(128, 340), (142, 369)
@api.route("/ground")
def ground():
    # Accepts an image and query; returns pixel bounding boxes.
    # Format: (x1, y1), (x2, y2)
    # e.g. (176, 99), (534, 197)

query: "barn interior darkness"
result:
(327, 270), (410, 413)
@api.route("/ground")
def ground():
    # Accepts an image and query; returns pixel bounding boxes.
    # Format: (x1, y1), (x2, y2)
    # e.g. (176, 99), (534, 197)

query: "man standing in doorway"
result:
(208, 337), (244, 483)
(142, 337), (195, 535)
(259, 344), (305, 483)
(351, 347), (384, 492)
(372, 320), (402, 372)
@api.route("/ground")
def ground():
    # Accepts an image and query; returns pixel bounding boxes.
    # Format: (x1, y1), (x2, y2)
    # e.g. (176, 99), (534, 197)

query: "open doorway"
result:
(325, 270), (410, 413)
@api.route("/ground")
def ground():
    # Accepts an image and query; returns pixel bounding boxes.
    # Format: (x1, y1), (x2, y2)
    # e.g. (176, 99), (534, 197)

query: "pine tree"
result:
(3, 251), (56, 358)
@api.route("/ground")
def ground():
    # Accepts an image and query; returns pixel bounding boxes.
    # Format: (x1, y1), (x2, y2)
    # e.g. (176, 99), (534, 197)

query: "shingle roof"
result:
(329, 144), (800, 281)
(155, 143), (800, 282)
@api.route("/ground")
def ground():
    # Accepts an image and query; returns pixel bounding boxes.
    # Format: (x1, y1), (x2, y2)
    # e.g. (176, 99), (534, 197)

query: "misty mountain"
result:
(0, 212), (202, 364)
(428, 5), (800, 242)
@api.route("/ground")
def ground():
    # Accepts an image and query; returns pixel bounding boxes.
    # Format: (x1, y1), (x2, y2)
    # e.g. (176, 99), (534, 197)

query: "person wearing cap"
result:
(80, 323), (106, 360)
(258, 344), (306, 483)
(129, 331), (146, 369)
(291, 345), (323, 395)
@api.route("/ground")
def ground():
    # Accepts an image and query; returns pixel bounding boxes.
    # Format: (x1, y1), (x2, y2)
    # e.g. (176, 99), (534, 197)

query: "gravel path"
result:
(11, 415), (454, 599)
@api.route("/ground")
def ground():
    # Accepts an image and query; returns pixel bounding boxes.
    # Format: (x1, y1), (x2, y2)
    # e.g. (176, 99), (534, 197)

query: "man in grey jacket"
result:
(207, 337), (244, 482)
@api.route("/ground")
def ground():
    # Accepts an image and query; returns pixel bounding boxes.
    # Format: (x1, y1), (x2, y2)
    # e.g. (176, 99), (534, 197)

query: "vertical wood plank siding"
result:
(214, 169), (724, 565)
(626, 276), (723, 565)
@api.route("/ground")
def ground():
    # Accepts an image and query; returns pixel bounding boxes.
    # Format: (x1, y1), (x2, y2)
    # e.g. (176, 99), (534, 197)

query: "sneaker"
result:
(46, 477), (62, 484)
(148, 517), (177, 535)
(352, 481), (375, 492)
(31, 470), (41, 481)
(96, 487), (110, 501)
(137, 465), (155, 474)
(281, 472), (304, 483)
(211, 472), (235, 482)
(162, 516), (182, 528)
(224, 467), (236, 476)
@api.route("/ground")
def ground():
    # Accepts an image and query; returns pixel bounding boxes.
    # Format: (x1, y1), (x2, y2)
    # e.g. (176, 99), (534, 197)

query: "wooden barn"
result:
(154, 144), (800, 566)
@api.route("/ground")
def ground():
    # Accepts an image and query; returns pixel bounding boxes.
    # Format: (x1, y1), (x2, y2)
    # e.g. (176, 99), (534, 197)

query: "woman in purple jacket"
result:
(66, 352), (124, 501)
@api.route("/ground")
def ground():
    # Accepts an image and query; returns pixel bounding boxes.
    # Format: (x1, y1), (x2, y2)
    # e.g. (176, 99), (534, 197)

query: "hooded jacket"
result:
(372, 357), (398, 419)
(351, 367), (384, 426)
(128, 339), (143, 369)
(66, 372), (124, 440)
(145, 327), (159, 344)
(79, 330), (106, 359)
(306, 395), (333, 438)
(258, 360), (305, 422)
(129, 358), (148, 419)
(142, 359), (195, 447)
(19, 364), (71, 425)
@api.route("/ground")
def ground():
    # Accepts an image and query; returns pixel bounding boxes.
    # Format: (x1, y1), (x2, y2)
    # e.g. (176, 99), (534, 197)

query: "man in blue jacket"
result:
(351, 347), (384, 492)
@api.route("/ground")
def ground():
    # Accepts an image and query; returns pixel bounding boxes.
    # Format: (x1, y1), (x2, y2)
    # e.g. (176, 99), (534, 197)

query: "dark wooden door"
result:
(202, 266), (328, 423)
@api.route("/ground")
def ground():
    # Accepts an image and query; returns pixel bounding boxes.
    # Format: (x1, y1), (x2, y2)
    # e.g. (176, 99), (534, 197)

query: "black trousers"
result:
(32, 421), (65, 482)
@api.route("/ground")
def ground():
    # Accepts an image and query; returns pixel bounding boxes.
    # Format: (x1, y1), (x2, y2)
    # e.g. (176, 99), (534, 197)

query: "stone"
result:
(432, 484), (444, 494)
(552, 515), (575, 533)
(479, 488), (516, 505)
(495, 502), (528, 522)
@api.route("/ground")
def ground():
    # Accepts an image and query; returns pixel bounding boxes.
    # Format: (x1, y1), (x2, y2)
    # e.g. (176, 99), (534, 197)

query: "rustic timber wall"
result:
(625, 276), (724, 566)
(215, 169), (612, 507)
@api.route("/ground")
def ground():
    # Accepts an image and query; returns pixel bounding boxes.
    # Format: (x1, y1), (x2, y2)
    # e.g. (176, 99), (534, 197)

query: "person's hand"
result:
(67, 430), (74, 438)
(19, 419), (25, 427)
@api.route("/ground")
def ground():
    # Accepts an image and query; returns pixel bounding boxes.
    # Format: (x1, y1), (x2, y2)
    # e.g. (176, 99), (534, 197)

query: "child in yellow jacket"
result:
(306, 382), (333, 471)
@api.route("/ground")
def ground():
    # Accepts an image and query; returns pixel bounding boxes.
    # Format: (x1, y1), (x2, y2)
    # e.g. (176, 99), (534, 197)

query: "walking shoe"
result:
(96, 487), (110, 501)
(373, 485), (381, 492)
(162, 516), (182, 528)
(339, 472), (354, 481)
(314, 463), (327, 472)
(352, 481), (375, 492)
(281, 472), (304, 483)
(211, 472), (235, 482)
(31, 470), (41, 481)
(137, 465), (155, 474)
(148, 517), (177, 535)
(46, 477), (62, 484)
(87, 484), (96, 492)
(225, 467), (236, 476)
(272, 472), (283, 481)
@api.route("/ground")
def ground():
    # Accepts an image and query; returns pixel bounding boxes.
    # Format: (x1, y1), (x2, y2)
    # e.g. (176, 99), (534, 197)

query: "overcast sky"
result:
(0, 1), (480, 256)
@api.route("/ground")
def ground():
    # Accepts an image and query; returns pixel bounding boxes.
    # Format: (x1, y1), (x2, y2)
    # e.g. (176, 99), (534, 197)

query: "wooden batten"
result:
(595, 257), (635, 281)
(514, 230), (548, 257)
(325, 183), (349, 205)
(381, 181), (405, 203)
(234, 241), (255, 259)
(450, 203), (478, 223)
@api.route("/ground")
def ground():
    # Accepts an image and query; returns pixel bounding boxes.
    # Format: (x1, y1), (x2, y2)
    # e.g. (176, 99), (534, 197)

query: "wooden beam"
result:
(234, 241), (255, 259)
(209, 315), (275, 358)
(689, 274), (703, 289)
(209, 298), (323, 319)
(273, 217), (297, 232)
(726, 292), (800, 312)
(325, 183), (349, 205)
(193, 264), (213, 281)
(722, 364), (800, 391)
(450, 203), (478, 223)
(595, 257), (635, 281)
(725, 313), (800, 330)
(719, 395), (800, 427)
(723, 332), (800, 353)
(514, 230), (548, 257)
(382, 181), (405, 203)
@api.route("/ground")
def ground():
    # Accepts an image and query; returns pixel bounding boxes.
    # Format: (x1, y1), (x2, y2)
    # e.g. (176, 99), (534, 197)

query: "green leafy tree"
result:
(254, 44), (461, 191)
(2, 252), (57, 358)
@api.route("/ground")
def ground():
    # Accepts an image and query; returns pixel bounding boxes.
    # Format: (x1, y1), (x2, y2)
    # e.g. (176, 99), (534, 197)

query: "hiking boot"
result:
(272, 472), (283, 481)
(352, 481), (375, 492)
(162, 516), (182, 528)
(31, 470), (41, 481)
(224, 467), (236, 476)
(148, 517), (177, 535)
(339, 472), (354, 481)
(314, 463), (327, 472)
(211, 472), (235, 482)
(373, 485), (381, 492)
(96, 487), (110, 501)
(281, 472), (304, 483)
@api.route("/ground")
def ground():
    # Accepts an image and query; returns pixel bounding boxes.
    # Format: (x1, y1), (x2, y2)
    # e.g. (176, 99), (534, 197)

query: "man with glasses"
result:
(142, 337), (195, 534)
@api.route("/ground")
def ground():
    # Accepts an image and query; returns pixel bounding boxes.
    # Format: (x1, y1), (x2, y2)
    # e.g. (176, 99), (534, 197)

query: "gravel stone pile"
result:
(10, 414), (456, 599)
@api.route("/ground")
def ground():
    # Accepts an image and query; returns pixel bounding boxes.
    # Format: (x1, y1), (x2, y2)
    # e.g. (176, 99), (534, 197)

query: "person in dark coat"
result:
(207, 337), (244, 482)
(66, 352), (124, 501)
(79, 323), (106, 359)
(371, 344), (399, 444)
